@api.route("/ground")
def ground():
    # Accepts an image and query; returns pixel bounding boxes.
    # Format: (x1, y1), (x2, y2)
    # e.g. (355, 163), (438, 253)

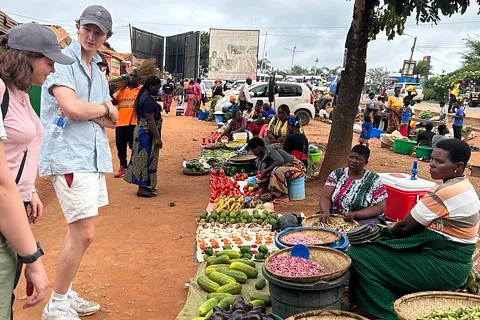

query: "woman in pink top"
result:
(0, 23), (74, 318)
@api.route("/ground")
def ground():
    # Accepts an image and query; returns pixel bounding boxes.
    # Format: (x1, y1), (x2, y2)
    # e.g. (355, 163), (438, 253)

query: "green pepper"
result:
(258, 245), (268, 254)
(243, 252), (253, 260)
(222, 245), (232, 250)
(254, 252), (265, 260)
(240, 245), (251, 253)
(204, 247), (214, 256)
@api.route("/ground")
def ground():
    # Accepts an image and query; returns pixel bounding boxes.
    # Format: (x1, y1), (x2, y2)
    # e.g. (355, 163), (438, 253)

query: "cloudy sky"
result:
(2, 0), (479, 75)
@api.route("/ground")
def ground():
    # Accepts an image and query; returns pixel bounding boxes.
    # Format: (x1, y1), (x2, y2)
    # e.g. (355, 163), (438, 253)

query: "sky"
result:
(2, 0), (480, 75)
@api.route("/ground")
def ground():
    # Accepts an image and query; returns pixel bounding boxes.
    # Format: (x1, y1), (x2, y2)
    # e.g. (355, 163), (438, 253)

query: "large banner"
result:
(208, 28), (259, 81)
(130, 26), (164, 69)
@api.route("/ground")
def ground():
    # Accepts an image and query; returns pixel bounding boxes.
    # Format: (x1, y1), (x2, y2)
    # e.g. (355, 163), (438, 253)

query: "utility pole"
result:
(261, 31), (268, 73)
(409, 36), (417, 62)
(284, 44), (303, 69)
(315, 58), (319, 76)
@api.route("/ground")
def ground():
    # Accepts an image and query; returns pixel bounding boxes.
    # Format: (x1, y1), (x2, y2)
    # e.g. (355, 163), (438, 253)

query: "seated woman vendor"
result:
(349, 139), (480, 320)
(264, 104), (290, 144)
(217, 109), (247, 141)
(248, 137), (306, 201)
(318, 145), (388, 226)
(283, 116), (309, 167)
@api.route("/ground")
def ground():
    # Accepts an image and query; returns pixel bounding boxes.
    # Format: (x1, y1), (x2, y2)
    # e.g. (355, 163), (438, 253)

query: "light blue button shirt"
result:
(39, 40), (112, 176)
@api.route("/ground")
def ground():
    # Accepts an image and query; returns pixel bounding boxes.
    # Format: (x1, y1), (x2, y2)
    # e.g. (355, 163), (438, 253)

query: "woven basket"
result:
(302, 215), (358, 234)
(286, 310), (369, 320)
(279, 228), (341, 246)
(394, 291), (480, 320)
(264, 246), (351, 283)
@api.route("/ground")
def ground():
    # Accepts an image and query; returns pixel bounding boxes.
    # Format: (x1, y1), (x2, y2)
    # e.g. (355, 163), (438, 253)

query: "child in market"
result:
(359, 115), (373, 148)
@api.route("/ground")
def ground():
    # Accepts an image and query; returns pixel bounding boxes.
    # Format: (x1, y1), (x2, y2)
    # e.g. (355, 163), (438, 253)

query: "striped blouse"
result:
(411, 175), (480, 244)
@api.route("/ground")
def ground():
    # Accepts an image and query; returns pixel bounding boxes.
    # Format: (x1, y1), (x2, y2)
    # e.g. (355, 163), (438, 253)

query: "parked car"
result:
(469, 92), (480, 108)
(385, 83), (424, 101)
(215, 82), (315, 125)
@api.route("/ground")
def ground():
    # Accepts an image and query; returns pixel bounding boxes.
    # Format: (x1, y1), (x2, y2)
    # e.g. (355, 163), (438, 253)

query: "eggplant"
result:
(252, 306), (266, 314)
(229, 310), (247, 320)
(232, 297), (247, 311)
(209, 312), (228, 320)
(238, 311), (262, 320)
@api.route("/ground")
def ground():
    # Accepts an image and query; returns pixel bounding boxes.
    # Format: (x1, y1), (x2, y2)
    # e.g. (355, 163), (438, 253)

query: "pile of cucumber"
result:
(195, 250), (271, 319)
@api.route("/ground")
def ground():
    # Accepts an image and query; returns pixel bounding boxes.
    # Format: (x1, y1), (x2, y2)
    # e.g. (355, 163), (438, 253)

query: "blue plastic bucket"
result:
(287, 177), (305, 200)
(371, 128), (384, 139)
(214, 114), (225, 125)
(275, 227), (349, 252)
(197, 111), (208, 121)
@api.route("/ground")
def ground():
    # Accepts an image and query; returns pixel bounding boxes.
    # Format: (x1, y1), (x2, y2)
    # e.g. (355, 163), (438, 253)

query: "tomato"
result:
(255, 194), (260, 198)
(212, 169), (217, 176)
(233, 174), (239, 181)
(219, 169), (225, 177)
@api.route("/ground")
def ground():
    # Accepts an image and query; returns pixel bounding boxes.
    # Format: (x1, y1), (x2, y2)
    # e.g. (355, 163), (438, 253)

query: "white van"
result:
(216, 82), (315, 125)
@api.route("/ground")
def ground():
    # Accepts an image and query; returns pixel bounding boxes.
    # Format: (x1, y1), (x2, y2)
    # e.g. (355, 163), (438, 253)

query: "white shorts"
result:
(52, 172), (109, 224)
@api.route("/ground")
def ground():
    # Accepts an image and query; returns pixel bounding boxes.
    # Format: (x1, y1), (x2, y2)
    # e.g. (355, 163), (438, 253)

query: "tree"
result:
(199, 31), (210, 74)
(258, 58), (273, 72)
(462, 37), (480, 65)
(365, 67), (388, 85)
(289, 64), (311, 76)
(320, 0), (475, 182)
(321, 66), (342, 77)
(413, 60), (433, 81)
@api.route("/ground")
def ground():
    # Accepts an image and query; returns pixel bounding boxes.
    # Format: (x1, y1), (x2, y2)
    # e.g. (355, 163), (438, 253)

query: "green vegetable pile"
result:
(419, 110), (433, 120)
(418, 307), (480, 320)
(185, 160), (207, 173)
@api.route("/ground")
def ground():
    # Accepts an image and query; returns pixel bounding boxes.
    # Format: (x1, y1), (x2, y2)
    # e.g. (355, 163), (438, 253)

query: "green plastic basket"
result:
(416, 146), (433, 159)
(393, 139), (416, 155)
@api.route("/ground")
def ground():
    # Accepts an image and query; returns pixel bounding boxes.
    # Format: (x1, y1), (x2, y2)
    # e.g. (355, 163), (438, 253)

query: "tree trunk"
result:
(319, 0), (375, 182)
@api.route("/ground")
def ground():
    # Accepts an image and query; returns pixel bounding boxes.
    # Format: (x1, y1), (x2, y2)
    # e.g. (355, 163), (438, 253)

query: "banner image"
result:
(208, 28), (259, 81)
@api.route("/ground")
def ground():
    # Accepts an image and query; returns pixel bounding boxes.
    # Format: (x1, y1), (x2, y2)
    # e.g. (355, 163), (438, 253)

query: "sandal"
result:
(137, 191), (157, 198)
(272, 197), (290, 204)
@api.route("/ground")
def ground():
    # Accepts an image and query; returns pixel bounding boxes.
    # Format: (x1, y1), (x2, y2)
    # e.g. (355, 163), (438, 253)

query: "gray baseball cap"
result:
(79, 5), (113, 34)
(7, 23), (74, 65)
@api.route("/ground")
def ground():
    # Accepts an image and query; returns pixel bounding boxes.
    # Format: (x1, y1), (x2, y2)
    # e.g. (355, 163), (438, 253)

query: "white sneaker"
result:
(42, 302), (80, 320)
(165, 113), (169, 117)
(68, 290), (100, 316)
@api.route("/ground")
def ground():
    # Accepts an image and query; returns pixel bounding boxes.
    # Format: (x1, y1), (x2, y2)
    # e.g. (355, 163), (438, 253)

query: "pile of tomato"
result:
(233, 173), (249, 181)
(209, 169), (241, 203)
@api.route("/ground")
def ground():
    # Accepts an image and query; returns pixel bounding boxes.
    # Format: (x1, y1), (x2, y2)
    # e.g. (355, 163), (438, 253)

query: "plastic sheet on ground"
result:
(175, 261), (270, 320)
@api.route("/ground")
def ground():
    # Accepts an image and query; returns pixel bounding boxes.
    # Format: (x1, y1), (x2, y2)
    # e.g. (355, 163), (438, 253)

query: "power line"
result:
(415, 48), (459, 67)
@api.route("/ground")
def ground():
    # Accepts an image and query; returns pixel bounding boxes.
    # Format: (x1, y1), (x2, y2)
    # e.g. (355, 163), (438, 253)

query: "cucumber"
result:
(197, 276), (220, 293)
(207, 293), (232, 301)
(198, 298), (218, 316)
(216, 249), (240, 259)
(216, 297), (231, 311)
(217, 283), (242, 294)
(218, 269), (248, 284)
(208, 272), (237, 286)
(250, 300), (266, 307)
(249, 292), (271, 307)
(255, 277), (266, 290)
(205, 264), (230, 276)
(230, 259), (256, 268)
(230, 262), (258, 278)
(211, 254), (231, 265)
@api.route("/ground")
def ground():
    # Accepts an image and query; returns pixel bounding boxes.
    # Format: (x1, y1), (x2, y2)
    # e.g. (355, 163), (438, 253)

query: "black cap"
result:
(7, 23), (74, 65)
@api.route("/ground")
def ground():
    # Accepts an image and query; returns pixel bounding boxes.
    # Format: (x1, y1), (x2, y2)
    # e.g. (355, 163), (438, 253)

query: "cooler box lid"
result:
(378, 173), (436, 191)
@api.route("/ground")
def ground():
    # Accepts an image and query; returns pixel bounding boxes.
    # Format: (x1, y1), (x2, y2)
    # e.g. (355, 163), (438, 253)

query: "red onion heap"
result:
(268, 255), (325, 277)
(282, 233), (325, 245)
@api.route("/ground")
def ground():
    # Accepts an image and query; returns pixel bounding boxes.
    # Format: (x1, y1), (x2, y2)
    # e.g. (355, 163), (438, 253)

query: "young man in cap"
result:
(112, 70), (141, 178)
(39, 5), (117, 319)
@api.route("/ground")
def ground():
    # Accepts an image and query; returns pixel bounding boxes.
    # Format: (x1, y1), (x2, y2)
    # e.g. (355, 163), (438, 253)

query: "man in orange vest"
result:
(112, 70), (141, 177)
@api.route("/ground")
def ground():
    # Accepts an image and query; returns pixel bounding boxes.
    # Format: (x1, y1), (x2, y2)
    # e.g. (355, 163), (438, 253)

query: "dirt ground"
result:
(13, 105), (480, 320)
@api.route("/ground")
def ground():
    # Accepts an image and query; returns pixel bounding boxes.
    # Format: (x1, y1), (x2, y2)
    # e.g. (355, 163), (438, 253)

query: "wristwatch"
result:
(18, 241), (44, 264)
